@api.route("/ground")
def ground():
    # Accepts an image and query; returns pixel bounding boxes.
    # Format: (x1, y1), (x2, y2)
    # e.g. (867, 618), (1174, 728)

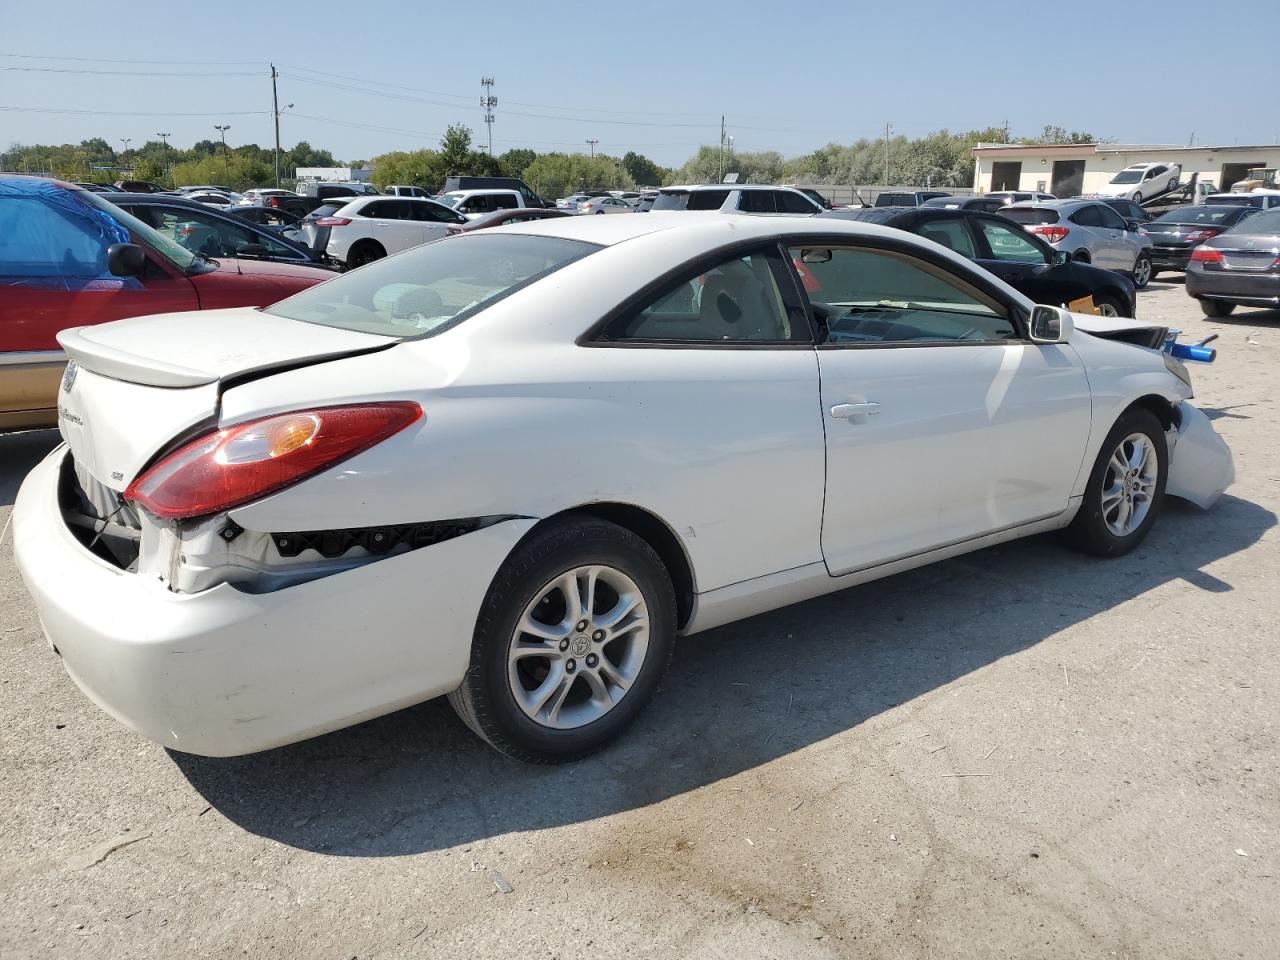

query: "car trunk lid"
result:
(56, 308), (395, 491)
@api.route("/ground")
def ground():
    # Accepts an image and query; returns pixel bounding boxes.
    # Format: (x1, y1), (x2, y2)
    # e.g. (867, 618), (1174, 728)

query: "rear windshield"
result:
(1227, 208), (1280, 233)
(1110, 171), (1143, 184)
(1001, 207), (1060, 225)
(1205, 195), (1260, 207)
(265, 233), (598, 338)
(306, 202), (349, 220)
(1152, 206), (1243, 225)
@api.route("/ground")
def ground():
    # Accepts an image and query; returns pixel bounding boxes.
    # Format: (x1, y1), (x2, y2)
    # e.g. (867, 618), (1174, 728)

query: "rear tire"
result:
(1133, 191), (1143, 204)
(448, 516), (677, 763)
(346, 241), (386, 269)
(1200, 299), (1236, 318)
(1131, 253), (1153, 289)
(1066, 407), (1168, 558)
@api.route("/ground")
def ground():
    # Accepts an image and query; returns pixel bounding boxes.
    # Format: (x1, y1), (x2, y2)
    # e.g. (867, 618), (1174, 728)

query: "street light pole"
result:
(586, 139), (599, 159)
(214, 124), (231, 184)
(119, 137), (131, 178)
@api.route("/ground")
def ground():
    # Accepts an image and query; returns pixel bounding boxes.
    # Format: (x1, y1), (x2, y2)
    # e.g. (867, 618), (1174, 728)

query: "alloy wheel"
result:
(1101, 433), (1159, 537)
(507, 565), (650, 729)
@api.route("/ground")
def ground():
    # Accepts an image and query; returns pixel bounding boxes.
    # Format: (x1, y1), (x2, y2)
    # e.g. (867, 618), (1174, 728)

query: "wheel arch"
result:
(1128, 392), (1181, 432)
(523, 502), (698, 630)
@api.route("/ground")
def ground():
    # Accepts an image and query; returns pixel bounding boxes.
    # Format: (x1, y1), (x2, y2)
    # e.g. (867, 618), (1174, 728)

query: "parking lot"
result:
(1, 279), (1277, 960)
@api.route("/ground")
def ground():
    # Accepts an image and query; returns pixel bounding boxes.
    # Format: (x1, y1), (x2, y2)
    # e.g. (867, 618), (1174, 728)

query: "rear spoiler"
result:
(58, 327), (216, 387)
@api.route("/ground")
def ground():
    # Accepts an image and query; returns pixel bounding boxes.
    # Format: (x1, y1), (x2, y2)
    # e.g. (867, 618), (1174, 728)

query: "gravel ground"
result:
(1, 280), (1277, 960)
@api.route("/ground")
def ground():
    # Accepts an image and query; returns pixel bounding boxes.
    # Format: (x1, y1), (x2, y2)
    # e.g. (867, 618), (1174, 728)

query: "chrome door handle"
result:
(830, 402), (881, 419)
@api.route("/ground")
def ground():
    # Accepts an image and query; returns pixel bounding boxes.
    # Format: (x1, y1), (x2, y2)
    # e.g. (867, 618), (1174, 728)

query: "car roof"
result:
(659, 183), (802, 193)
(1005, 198), (1096, 210)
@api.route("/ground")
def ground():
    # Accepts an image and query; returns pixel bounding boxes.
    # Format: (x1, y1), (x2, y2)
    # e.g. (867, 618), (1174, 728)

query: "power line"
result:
(0, 105), (269, 117)
(0, 52), (263, 66)
(0, 66), (259, 77)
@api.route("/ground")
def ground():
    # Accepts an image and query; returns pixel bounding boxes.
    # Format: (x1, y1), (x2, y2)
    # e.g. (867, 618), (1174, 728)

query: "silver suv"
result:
(651, 184), (823, 215)
(1001, 199), (1154, 288)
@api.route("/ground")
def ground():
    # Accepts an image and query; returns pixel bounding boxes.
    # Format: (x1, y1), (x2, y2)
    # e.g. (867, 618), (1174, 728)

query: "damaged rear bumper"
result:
(13, 445), (535, 756)
(1167, 402), (1234, 509)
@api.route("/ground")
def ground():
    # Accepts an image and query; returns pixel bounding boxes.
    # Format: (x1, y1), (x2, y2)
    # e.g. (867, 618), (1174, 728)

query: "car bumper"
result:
(13, 445), (535, 756)
(1186, 267), (1280, 305)
(1166, 403), (1234, 510)
(1151, 248), (1193, 270)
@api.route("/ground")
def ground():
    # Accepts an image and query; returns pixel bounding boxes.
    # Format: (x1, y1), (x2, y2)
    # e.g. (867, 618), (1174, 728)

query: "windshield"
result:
(1110, 170), (1144, 184)
(437, 193), (464, 208)
(1153, 206), (1243, 226)
(78, 188), (200, 271)
(265, 233), (598, 338)
(1227, 208), (1280, 234)
(1001, 207), (1060, 225)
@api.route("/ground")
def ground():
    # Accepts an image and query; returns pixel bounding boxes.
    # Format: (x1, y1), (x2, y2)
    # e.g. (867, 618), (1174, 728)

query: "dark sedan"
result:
(921, 195), (1009, 214)
(820, 207), (1137, 317)
(102, 192), (336, 269)
(1143, 204), (1258, 277)
(1186, 207), (1280, 317)
(444, 207), (574, 234)
(228, 204), (306, 234)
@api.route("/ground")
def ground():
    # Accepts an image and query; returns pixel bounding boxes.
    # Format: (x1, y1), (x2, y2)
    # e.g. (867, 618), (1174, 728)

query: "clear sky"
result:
(4, 0), (1277, 167)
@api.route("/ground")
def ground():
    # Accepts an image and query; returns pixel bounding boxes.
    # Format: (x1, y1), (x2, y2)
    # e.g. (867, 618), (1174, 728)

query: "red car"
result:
(1, 176), (334, 430)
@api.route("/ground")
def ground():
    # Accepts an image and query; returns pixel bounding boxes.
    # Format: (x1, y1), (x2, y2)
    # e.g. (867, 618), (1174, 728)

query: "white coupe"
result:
(13, 214), (1234, 762)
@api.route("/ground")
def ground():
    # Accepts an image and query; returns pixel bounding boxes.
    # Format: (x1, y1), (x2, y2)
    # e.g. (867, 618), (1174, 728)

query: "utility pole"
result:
(119, 138), (131, 176)
(480, 77), (497, 155)
(586, 139), (598, 158)
(1002, 118), (1010, 142)
(214, 124), (231, 183)
(271, 64), (281, 188)
(156, 131), (170, 186)
(719, 115), (726, 182)
(884, 122), (892, 185)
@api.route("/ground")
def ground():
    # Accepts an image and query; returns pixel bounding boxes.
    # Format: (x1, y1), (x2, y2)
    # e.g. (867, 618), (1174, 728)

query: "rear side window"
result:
(1230, 208), (1280, 232)
(1070, 206), (1103, 227)
(609, 250), (800, 343)
(1002, 207), (1060, 225)
(317, 185), (357, 199)
(651, 191), (691, 211)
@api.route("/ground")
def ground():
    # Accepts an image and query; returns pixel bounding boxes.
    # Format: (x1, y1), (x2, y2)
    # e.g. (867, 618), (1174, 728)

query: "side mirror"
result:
(1029, 305), (1074, 344)
(1125, 220), (1141, 232)
(107, 243), (146, 277)
(1052, 249), (1071, 266)
(240, 243), (267, 258)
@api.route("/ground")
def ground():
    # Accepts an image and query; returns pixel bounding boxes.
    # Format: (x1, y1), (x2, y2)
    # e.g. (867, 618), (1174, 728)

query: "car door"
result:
(361, 199), (424, 253)
(968, 215), (1055, 290)
(785, 237), (1091, 575)
(1072, 204), (1123, 268)
(1093, 202), (1141, 270)
(412, 200), (464, 239)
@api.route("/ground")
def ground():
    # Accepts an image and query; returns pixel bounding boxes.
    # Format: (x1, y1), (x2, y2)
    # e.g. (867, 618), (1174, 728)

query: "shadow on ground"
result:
(170, 493), (1274, 857)
(0, 430), (59, 507)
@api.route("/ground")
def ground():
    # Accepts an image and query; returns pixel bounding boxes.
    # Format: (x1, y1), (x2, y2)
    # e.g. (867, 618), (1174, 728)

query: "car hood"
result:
(1070, 312), (1167, 349)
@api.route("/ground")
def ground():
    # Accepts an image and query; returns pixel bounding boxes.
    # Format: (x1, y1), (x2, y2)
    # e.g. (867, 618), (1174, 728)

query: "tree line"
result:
(3, 124), (1096, 197)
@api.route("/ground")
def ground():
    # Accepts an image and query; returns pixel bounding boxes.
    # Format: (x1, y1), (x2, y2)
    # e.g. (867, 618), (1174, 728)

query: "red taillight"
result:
(124, 402), (422, 520)
(1030, 225), (1069, 243)
(314, 217), (352, 227)
(1190, 247), (1223, 264)
(1183, 228), (1222, 243)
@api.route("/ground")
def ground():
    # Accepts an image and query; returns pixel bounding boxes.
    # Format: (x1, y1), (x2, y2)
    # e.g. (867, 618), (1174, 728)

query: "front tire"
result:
(1092, 293), (1129, 318)
(448, 516), (676, 763)
(1132, 253), (1153, 289)
(1066, 407), (1168, 557)
(1200, 298), (1236, 318)
(1133, 191), (1143, 204)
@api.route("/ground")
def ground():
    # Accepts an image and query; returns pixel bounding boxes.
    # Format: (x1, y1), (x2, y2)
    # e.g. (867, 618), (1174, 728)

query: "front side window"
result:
(494, 194), (519, 210)
(1070, 205), (1103, 227)
(609, 250), (799, 343)
(975, 219), (1046, 264)
(777, 190), (818, 214)
(789, 245), (1017, 345)
(1095, 204), (1127, 230)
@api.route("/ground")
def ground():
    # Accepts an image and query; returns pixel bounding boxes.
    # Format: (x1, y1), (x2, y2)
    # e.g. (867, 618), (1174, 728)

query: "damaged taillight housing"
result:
(125, 402), (423, 520)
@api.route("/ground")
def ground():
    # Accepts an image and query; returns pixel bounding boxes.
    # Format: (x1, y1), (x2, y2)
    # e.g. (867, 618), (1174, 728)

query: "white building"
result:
(971, 142), (1280, 197)
(294, 166), (373, 184)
